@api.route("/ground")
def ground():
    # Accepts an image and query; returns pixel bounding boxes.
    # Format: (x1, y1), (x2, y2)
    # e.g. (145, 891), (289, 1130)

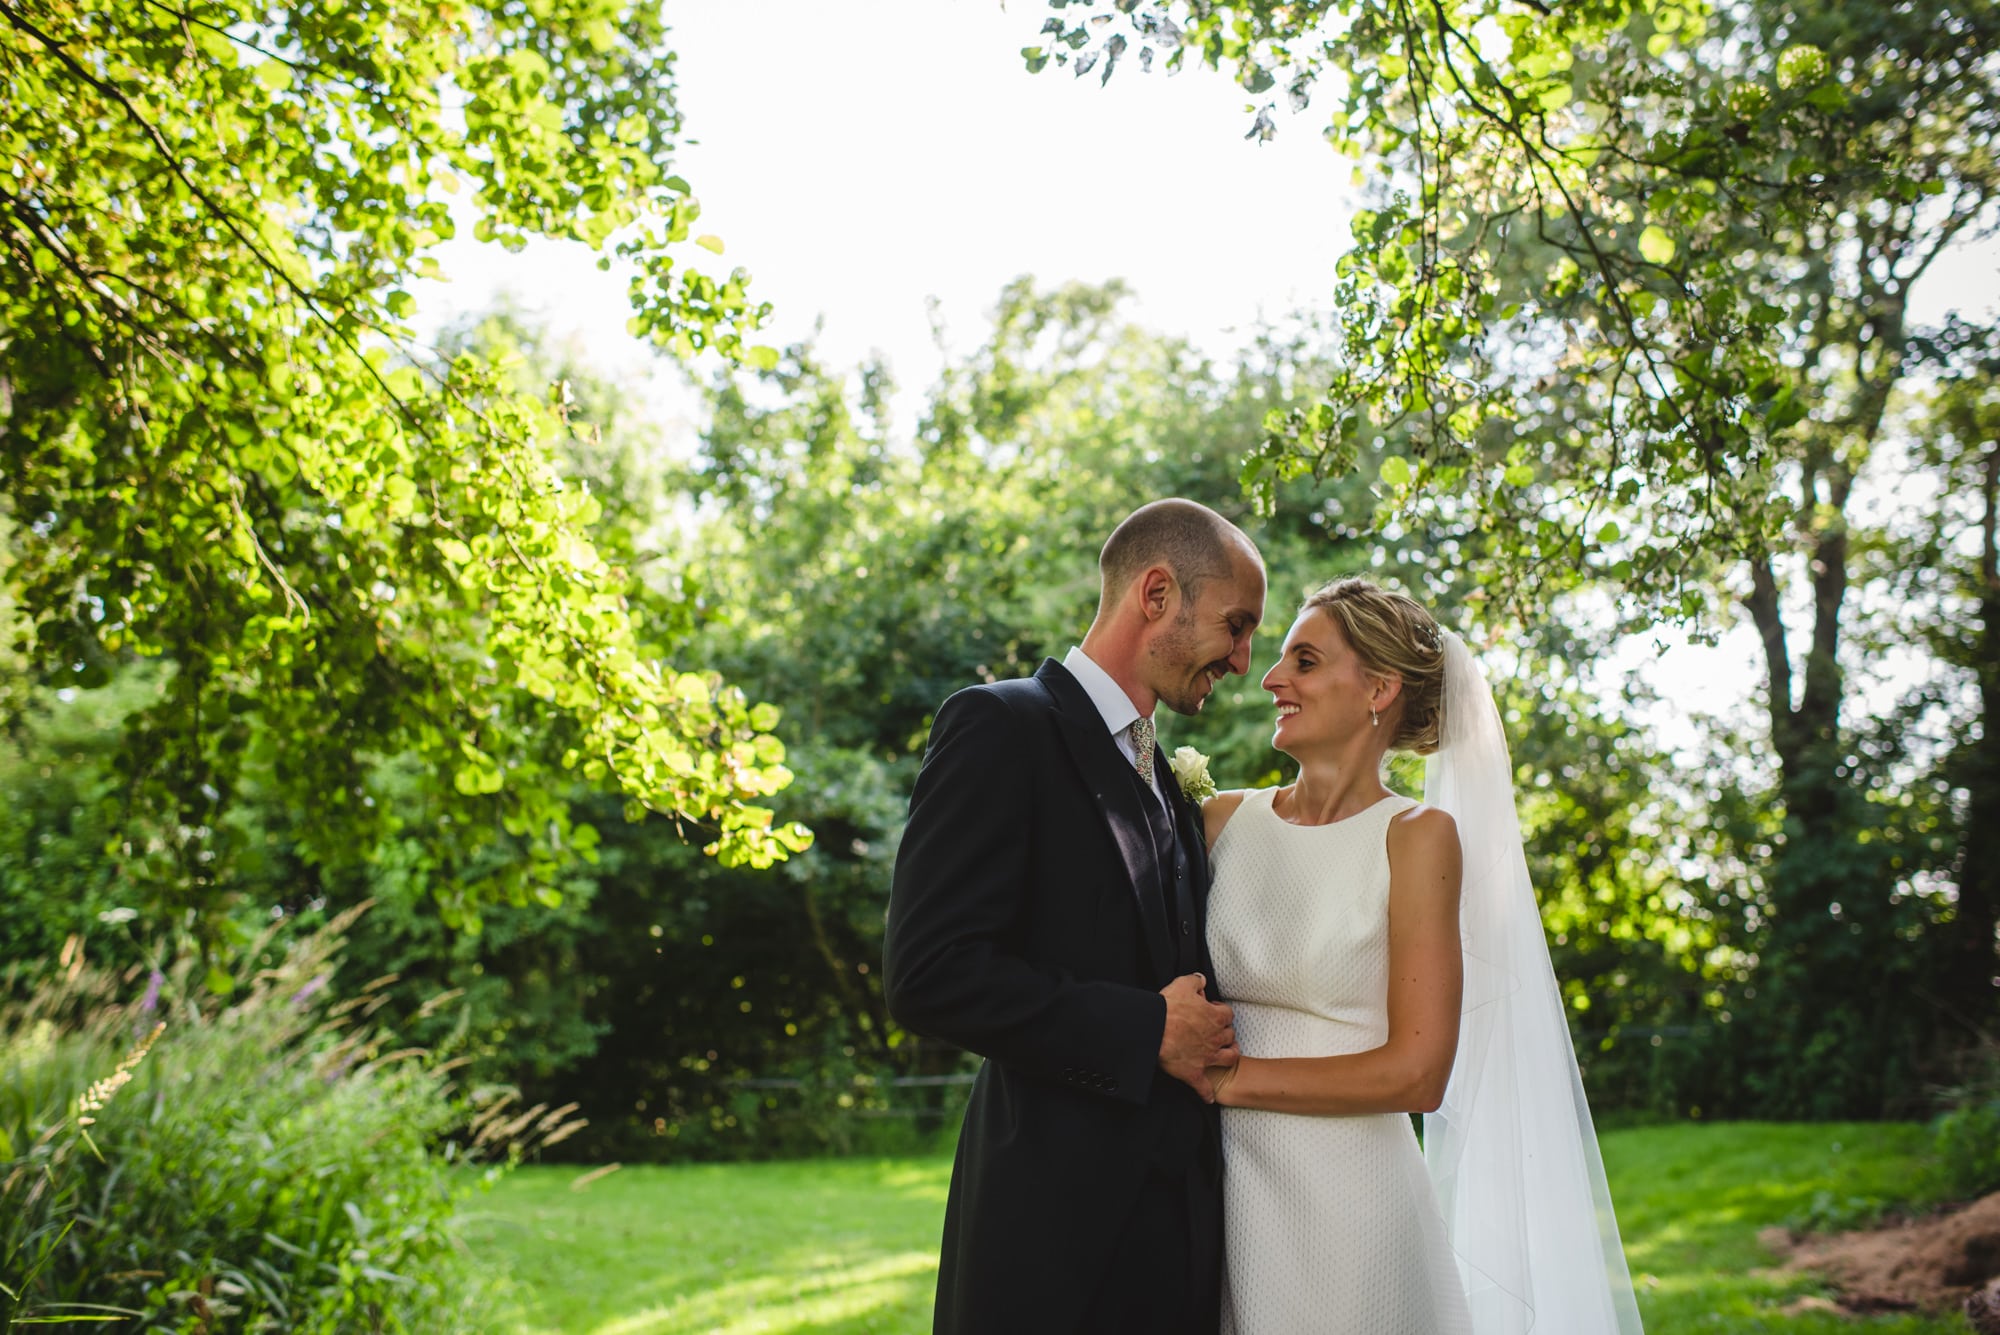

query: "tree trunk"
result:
(1942, 437), (2000, 1034)
(1740, 456), (1912, 1116)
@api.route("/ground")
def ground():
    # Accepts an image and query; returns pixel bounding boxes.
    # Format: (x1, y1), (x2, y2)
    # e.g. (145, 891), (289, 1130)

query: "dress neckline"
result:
(1259, 787), (1410, 830)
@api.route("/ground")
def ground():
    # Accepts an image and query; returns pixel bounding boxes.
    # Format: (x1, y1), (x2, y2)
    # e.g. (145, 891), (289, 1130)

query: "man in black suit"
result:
(884, 498), (1267, 1334)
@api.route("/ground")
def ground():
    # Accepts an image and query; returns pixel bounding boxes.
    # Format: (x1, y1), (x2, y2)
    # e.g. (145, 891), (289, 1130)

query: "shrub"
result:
(1931, 1099), (2000, 1202)
(0, 910), (573, 1333)
(1923, 1039), (2000, 1204)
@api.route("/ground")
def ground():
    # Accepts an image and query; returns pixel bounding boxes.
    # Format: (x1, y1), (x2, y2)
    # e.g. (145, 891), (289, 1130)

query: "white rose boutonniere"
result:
(1168, 746), (1217, 803)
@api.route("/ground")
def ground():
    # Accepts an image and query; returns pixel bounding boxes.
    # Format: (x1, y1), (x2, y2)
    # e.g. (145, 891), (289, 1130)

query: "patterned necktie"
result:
(1128, 715), (1156, 789)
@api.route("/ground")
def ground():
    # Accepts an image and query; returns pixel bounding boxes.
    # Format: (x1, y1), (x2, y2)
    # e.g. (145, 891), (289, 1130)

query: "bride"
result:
(1201, 577), (1645, 1334)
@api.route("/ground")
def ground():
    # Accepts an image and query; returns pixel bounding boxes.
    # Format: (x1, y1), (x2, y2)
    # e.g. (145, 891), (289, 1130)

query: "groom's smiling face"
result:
(1147, 546), (1266, 716)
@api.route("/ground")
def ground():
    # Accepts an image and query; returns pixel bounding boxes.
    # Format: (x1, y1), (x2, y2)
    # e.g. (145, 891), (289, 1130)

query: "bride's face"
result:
(1261, 609), (1381, 753)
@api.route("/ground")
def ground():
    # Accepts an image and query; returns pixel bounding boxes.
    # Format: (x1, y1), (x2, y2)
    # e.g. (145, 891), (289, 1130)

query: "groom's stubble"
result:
(1148, 602), (1229, 716)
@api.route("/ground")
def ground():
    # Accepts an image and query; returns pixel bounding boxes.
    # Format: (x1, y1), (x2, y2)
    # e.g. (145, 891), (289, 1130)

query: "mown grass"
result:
(1610, 1121), (1961, 1333)
(465, 1157), (949, 1334)
(471, 1122), (1968, 1334)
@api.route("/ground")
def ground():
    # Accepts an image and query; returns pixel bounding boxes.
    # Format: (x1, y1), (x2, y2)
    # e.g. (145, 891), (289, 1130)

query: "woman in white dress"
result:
(1202, 578), (1645, 1334)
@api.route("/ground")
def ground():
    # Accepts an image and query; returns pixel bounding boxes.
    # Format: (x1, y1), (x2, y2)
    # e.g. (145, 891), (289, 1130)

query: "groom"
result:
(884, 498), (1266, 1334)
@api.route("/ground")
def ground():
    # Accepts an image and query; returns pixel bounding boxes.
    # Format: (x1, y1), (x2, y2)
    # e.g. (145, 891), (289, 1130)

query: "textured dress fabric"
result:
(1207, 787), (1473, 1335)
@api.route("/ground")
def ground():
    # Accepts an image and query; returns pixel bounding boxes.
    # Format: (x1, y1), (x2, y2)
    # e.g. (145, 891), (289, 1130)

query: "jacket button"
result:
(1181, 919), (1191, 935)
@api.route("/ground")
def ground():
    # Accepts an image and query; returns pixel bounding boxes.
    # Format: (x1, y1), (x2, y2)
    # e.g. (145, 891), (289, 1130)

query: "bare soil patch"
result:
(1771, 1192), (2000, 1324)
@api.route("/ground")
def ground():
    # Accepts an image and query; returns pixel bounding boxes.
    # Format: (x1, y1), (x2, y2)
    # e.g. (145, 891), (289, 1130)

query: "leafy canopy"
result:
(0, 0), (807, 929)
(1029, 0), (1999, 623)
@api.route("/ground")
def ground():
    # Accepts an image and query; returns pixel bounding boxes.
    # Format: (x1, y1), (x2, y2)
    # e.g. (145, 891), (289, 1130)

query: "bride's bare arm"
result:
(1209, 806), (1464, 1115)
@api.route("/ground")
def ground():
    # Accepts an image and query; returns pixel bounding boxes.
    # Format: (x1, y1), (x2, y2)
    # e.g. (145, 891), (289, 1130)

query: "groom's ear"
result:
(1138, 565), (1177, 623)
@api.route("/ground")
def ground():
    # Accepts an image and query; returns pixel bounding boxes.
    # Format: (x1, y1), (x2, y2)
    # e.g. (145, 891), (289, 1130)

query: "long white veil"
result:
(1422, 631), (1646, 1334)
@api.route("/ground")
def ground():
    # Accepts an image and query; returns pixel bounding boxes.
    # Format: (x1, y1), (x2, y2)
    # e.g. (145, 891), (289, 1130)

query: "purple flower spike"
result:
(133, 970), (165, 1036)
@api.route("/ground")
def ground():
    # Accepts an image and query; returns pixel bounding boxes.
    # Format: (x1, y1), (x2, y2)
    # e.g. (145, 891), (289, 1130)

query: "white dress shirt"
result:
(1062, 645), (1170, 811)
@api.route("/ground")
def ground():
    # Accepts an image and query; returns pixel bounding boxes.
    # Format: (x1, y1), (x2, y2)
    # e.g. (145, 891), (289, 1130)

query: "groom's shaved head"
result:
(1098, 499), (1255, 616)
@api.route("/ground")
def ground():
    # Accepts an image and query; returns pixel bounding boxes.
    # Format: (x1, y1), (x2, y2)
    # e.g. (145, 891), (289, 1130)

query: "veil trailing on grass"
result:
(1422, 631), (1646, 1334)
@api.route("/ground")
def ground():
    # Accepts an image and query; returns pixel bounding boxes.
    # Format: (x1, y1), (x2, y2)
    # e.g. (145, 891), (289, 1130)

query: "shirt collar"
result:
(1062, 645), (1146, 738)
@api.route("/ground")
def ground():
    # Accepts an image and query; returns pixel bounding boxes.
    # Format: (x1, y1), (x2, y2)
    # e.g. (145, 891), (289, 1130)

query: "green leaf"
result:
(1638, 226), (1677, 265)
(1764, 388), (1807, 431)
(454, 759), (505, 796)
(695, 234), (725, 255)
(11, 1318), (133, 1325)
(254, 60), (294, 92)
(1776, 44), (1829, 90)
(1378, 454), (1413, 487)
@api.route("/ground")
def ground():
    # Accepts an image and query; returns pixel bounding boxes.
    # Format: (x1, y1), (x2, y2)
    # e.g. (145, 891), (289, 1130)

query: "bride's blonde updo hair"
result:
(1300, 577), (1447, 755)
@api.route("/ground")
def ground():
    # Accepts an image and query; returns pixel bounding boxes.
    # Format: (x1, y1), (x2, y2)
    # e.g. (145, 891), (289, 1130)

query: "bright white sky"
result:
(419, 1), (2000, 397)
(413, 0), (2000, 741)
(418, 1), (1350, 423)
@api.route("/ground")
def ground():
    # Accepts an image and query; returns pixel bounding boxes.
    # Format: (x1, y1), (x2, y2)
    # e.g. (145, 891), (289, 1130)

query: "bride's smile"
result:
(1262, 610), (1400, 755)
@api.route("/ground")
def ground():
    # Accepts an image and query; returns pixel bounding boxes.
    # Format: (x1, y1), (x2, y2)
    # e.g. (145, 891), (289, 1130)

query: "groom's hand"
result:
(1158, 972), (1236, 1103)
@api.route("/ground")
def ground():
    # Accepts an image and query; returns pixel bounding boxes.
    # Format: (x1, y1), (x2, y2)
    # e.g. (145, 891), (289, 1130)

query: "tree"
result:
(0, 284), (1738, 1148)
(0, 1), (806, 931)
(1893, 335), (2000, 1034)
(634, 278), (1731, 1145)
(1031, 0), (2000, 1113)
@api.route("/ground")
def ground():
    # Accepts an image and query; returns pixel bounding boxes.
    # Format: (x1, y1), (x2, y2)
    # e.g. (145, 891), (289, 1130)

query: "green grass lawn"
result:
(466, 1122), (1968, 1334)
(463, 1156), (949, 1334)
(1609, 1121), (1961, 1334)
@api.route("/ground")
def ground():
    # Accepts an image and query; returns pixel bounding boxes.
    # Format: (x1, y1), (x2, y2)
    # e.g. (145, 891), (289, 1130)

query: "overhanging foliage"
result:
(0, 1), (810, 928)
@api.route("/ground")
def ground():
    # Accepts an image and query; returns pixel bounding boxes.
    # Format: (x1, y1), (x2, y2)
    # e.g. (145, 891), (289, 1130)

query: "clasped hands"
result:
(1158, 972), (1238, 1103)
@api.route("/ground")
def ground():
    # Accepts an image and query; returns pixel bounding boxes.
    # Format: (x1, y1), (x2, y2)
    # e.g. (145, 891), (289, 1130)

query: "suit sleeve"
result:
(883, 687), (1164, 1105)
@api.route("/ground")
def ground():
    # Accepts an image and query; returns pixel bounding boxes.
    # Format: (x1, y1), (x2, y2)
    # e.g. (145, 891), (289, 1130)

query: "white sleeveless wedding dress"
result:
(1207, 787), (1473, 1335)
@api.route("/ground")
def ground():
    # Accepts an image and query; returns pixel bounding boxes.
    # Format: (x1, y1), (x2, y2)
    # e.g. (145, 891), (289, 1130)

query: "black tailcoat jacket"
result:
(883, 658), (1223, 1334)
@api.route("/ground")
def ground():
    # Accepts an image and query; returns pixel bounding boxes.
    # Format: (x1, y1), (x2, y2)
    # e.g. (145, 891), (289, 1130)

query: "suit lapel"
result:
(1034, 659), (1174, 982)
(1155, 740), (1221, 986)
(1159, 748), (1211, 883)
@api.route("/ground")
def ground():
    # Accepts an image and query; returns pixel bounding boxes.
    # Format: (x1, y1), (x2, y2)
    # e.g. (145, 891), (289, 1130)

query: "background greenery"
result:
(0, 912), (551, 1332)
(2, 0), (1995, 1326)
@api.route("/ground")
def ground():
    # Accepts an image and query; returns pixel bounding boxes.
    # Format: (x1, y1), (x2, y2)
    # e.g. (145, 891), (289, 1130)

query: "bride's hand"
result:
(1205, 1060), (1240, 1106)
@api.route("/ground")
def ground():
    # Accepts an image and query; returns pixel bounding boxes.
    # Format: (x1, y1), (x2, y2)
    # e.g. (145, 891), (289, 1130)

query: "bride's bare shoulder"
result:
(1387, 802), (1461, 861)
(1201, 788), (1255, 850)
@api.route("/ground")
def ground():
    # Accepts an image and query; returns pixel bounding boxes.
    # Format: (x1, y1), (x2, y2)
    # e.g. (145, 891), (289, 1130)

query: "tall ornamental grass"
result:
(0, 908), (578, 1332)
